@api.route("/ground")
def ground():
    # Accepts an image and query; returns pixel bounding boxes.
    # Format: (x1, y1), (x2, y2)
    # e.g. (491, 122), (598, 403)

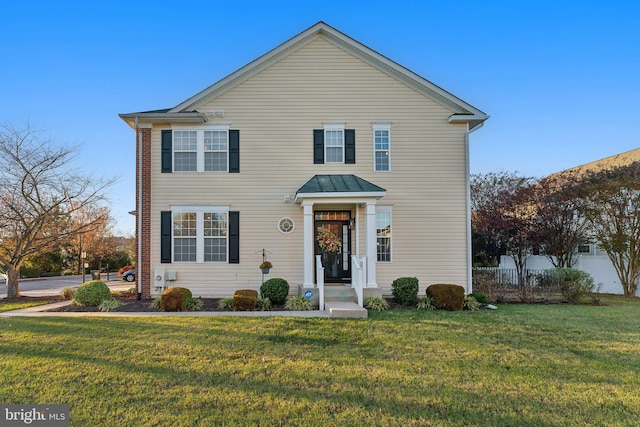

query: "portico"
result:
(295, 175), (386, 289)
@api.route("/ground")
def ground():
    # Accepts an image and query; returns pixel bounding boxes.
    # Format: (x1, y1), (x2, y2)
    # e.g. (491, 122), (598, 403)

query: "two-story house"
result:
(119, 22), (488, 303)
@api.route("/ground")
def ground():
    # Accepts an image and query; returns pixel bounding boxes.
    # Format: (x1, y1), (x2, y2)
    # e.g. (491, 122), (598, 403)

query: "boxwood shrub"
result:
(260, 278), (289, 305)
(74, 280), (111, 306)
(391, 277), (419, 306)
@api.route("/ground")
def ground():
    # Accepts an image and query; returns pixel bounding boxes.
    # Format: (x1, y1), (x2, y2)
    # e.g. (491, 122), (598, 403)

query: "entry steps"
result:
(324, 285), (368, 318)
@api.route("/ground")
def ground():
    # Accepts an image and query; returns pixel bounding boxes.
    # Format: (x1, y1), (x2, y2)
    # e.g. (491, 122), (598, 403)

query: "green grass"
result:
(1, 295), (639, 426)
(0, 301), (50, 312)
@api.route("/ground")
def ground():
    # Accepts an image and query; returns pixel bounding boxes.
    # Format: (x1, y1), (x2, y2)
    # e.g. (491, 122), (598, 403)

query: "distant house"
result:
(119, 22), (488, 302)
(500, 147), (640, 296)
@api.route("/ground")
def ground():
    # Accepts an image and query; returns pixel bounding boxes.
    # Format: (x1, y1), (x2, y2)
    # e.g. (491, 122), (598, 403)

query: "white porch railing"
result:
(351, 255), (366, 307)
(315, 255), (325, 310)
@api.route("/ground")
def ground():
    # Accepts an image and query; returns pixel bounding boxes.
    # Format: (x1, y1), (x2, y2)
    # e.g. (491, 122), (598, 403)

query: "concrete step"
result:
(324, 301), (368, 318)
(324, 286), (356, 302)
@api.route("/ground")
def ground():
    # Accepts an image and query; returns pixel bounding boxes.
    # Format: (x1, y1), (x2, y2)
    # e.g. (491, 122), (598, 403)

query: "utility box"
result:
(91, 270), (100, 280)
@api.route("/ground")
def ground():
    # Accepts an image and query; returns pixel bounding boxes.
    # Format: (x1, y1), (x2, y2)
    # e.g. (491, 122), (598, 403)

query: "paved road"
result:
(0, 274), (133, 298)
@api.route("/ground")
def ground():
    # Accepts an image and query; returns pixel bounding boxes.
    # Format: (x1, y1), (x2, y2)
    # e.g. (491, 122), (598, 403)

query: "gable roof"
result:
(120, 22), (488, 130)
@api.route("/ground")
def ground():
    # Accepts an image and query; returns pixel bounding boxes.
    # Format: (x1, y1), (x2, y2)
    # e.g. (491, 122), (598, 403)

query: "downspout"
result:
(465, 121), (484, 294)
(135, 116), (142, 300)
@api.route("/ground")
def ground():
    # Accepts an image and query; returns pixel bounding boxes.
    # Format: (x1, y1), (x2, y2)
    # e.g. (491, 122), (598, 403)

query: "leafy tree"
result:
(0, 123), (113, 297)
(531, 171), (591, 268)
(580, 162), (640, 297)
(471, 171), (537, 281)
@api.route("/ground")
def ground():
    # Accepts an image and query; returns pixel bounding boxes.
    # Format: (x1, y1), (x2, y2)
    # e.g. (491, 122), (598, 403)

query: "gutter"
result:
(135, 116), (142, 300)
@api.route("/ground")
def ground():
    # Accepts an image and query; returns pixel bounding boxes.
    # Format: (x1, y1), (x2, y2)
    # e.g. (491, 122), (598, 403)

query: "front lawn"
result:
(1, 295), (639, 426)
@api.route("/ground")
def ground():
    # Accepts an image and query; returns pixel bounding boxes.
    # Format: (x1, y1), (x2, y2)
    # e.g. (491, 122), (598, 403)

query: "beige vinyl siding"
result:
(148, 36), (470, 296)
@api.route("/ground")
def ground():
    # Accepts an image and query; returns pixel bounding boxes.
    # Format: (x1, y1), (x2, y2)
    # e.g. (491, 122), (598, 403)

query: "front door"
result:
(315, 211), (351, 283)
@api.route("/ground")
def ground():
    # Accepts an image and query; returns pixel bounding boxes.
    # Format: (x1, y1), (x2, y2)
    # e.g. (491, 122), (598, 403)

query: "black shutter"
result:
(229, 130), (240, 173)
(161, 130), (172, 173)
(313, 129), (324, 164)
(160, 211), (172, 263)
(345, 129), (356, 164)
(229, 211), (240, 264)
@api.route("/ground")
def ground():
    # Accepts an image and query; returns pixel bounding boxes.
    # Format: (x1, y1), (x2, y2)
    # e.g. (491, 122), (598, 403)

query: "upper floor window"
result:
(173, 131), (198, 171)
(204, 130), (228, 171)
(172, 127), (229, 172)
(324, 124), (345, 163)
(313, 125), (355, 165)
(373, 124), (390, 172)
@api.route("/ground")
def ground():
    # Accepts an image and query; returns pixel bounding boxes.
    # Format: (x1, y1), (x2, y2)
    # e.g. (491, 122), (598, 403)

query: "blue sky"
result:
(1, 1), (638, 235)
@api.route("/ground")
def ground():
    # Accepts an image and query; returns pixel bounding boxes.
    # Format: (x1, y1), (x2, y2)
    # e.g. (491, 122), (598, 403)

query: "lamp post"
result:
(81, 251), (87, 283)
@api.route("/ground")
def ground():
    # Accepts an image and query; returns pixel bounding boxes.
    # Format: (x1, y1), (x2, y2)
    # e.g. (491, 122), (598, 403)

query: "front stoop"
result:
(324, 301), (368, 318)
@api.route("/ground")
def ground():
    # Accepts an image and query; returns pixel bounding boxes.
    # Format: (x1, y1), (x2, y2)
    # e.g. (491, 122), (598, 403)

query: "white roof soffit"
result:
(168, 21), (488, 127)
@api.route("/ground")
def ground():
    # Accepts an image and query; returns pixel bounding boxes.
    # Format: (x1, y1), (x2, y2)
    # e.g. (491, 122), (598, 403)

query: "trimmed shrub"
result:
(160, 287), (193, 312)
(391, 277), (419, 306)
(233, 289), (258, 311)
(365, 296), (389, 311)
(260, 278), (289, 305)
(285, 296), (313, 311)
(74, 280), (111, 306)
(426, 284), (465, 311)
(469, 291), (490, 305)
(556, 268), (596, 304)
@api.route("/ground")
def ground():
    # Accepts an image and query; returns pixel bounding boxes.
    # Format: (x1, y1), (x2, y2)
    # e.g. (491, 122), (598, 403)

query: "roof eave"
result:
(119, 112), (208, 129)
(295, 191), (386, 203)
(448, 113), (489, 131)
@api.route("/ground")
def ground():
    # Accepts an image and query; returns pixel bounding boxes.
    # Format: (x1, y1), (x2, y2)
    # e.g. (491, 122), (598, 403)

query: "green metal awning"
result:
(295, 175), (386, 202)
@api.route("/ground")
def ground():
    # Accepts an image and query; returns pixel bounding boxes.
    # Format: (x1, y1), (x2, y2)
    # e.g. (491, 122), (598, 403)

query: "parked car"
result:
(122, 269), (136, 282)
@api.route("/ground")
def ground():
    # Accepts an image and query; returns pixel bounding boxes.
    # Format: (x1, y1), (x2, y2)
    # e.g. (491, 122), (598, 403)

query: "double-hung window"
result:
(373, 123), (391, 172)
(324, 124), (344, 163)
(376, 207), (392, 262)
(173, 126), (229, 172)
(204, 130), (228, 171)
(173, 131), (198, 171)
(172, 207), (228, 263)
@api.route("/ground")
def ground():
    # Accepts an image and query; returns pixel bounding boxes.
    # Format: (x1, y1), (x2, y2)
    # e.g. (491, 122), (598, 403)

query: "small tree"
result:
(580, 162), (640, 297)
(0, 123), (113, 297)
(532, 171), (591, 268)
(471, 171), (537, 293)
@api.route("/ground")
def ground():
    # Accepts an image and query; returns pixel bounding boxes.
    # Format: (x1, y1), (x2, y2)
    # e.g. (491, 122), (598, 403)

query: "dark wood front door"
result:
(315, 212), (351, 283)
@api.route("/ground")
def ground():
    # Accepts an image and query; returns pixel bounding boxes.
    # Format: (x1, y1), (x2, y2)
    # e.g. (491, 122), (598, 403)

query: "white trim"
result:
(295, 193), (386, 203)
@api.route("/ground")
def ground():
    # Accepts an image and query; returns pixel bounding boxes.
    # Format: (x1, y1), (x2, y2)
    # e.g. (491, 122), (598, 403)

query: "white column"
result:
(302, 202), (315, 288)
(365, 201), (378, 288)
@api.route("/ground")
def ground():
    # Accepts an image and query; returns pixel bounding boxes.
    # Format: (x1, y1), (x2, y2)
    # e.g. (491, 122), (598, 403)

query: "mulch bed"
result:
(39, 292), (289, 312)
